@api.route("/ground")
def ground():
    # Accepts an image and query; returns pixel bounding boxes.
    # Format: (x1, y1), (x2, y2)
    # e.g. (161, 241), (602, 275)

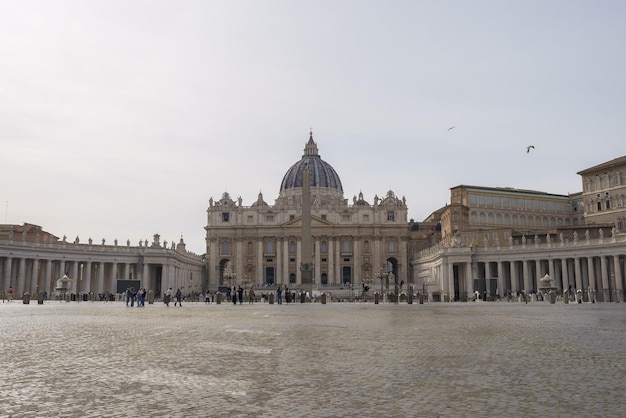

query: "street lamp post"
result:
(362, 275), (372, 303)
(223, 263), (236, 301)
(78, 263), (83, 303)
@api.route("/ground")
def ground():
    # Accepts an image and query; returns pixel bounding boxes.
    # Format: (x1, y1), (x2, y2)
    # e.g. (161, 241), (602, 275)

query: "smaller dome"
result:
(354, 191), (370, 206)
(251, 192), (269, 207)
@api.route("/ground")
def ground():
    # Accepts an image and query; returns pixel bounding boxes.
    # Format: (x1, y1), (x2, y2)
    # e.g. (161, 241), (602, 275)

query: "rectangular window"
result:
(247, 215), (253, 223)
(265, 215), (274, 222)
(222, 213), (229, 222)
(387, 211), (395, 221)
(363, 214), (369, 222)
(321, 214), (327, 220)
(342, 214), (351, 222)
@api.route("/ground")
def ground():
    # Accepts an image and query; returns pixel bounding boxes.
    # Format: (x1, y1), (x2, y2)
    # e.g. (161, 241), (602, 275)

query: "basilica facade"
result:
(205, 132), (411, 294)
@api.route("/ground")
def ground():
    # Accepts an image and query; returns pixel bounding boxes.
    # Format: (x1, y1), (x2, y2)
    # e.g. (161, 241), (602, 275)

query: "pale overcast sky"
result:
(1, 0), (624, 254)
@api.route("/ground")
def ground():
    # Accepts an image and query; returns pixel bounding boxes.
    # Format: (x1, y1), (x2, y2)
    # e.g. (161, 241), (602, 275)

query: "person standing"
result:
(205, 290), (211, 304)
(7, 286), (14, 302)
(276, 285), (282, 305)
(248, 287), (255, 304)
(237, 286), (244, 304)
(165, 287), (173, 307)
(231, 287), (237, 304)
(174, 289), (182, 307)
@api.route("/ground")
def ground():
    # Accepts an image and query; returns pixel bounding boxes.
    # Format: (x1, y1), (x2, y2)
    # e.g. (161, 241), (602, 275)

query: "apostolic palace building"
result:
(1, 132), (625, 303)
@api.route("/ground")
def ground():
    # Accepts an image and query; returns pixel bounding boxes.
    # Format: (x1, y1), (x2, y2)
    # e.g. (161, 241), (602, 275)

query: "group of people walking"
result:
(164, 287), (183, 307)
(228, 286), (256, 304)
(125, 287), (146, 307)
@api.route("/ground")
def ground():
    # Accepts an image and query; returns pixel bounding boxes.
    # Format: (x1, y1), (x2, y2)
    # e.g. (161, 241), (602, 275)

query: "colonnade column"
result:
(574, 257), (583, 291)
(111, 262), (118, 294)
(510, 261), (518, 293)
(587, 257), (596, 293)
(83, 262), (92, 294)
(561, 259), (570, 291)
(600, 256), (609, 301)
(522, 260), (531, 294)
(17, 258), (26, 295)
(614, 256), (623, 302)
(45, 259), (52, 294)
(31, 259), (40, 294)
(534, 260), (542, 291)
(497, 261), (505, 297)
(465, 262), (474, 296)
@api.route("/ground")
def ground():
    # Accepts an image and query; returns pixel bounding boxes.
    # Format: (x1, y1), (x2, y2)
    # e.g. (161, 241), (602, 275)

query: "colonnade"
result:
(415, 236), (626, 302)
(0, 240), (205, 299)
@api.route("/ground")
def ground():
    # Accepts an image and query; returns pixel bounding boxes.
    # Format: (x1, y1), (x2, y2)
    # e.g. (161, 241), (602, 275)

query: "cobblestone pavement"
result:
(1, 299), (625, 418)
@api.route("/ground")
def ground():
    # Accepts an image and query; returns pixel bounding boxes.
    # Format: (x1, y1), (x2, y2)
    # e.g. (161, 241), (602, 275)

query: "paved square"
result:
(1, 300), (625, 417)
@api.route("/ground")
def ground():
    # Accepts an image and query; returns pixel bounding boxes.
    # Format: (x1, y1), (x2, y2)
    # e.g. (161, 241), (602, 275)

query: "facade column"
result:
(256, 238), (263, 285)
(282, 238), (289, 285)
(236, 238), (244, 284)
(353, 239), (359, 286)
(295, 239), (301, 284)
(314, 239), (321, 286)
(331, 238), (343, 283)
(275, 238), (282, 286)
(328, 239), (335, 284)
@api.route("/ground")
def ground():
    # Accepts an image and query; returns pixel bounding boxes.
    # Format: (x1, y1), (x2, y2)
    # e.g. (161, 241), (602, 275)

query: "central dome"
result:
(279, 132), (343, 193)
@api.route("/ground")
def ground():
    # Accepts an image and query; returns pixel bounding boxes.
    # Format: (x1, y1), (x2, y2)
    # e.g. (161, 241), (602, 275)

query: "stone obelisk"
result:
(300, 158), (313, 296)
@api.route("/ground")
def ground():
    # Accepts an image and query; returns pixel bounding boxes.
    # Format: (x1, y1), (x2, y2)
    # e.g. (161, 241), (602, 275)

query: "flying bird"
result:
(447, 126), (455, 131)
(526, 145), (535, 153)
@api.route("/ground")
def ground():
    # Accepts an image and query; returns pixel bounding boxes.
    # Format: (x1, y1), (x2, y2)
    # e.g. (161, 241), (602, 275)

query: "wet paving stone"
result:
(1, 300), (625, 417)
